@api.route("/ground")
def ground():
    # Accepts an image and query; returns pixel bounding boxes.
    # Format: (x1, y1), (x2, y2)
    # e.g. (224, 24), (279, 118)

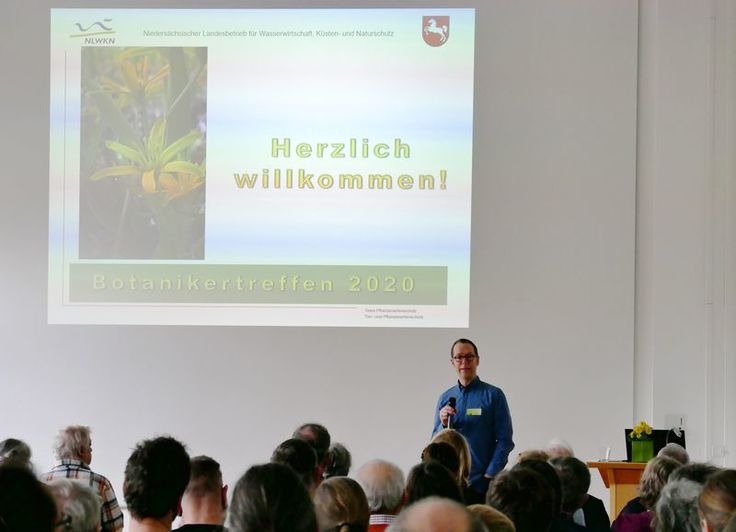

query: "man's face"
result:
(451, 342), (479, 383)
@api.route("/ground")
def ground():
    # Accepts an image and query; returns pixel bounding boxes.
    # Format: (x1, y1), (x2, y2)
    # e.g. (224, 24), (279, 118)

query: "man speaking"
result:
(433, 338), (514, 499)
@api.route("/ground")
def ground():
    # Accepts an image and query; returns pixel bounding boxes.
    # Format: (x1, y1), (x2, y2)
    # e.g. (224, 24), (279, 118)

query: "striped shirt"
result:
(41, 459), (124, 532)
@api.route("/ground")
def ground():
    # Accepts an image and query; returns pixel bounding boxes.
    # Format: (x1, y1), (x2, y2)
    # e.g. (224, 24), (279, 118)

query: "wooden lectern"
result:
(587, 461), (646, 519)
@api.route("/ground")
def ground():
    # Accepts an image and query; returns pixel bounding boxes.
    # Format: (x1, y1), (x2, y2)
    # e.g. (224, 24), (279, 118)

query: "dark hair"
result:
(405, 460), (463, 505)
(670, 462), (721, 485)
(324, 443), (352, 479)
(0, 464), (57, 532)
(271, 438), (318, 488)
(639, 456), (680, 509)
(549, 456), (591, 513)
(699, 469), (736, 532)
(124, 436), (190, 520)
(0, 439), (32, 468)
(186, 456), (223, 497)
(229, 463), (316, 532)
(314, 476), (369, 532)
(293, 423), (331, 463)
(488, 468), (555, 532)
(513, 459), (562, 513)
(450, 338), (478, 357)
(421, 442), (461, 482)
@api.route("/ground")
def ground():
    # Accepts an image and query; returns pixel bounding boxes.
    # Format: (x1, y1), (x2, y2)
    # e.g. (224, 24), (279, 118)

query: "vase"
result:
(631, 439), (654, 462)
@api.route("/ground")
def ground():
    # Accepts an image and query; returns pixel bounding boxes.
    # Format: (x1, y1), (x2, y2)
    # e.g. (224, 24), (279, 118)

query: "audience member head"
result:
(405, 460), (463, 505)
(354, 459), (405, 516)
(314, 476), (370, 532)
(324, 442), (352, 479)
(47, 479), (102, 532)
(271, 438), (318, 490)
(292, 423), (331, 464)
(180, 455), (227, 526)
(653, 478), (701, 532)
(123, 436), (190, 524)
(723, 511), (736, 532)
(549, 456), (591, 515)
(430, 429), (472, 486)
(657, 442), (689, 464)
(516, 449), (550, 463)
(0, 438), (32, 469)
(545, 438), (575, 459)
(467, 504), (516, 532)
(698, 469), (736, 532)
(488, 468), (555, 532)
(388, 497), (485, 532)
(421, 442), (460, 482)
(638, 456), (680, 509)
(54, 426), (92, 464)
(0, 464), (57, 532)
(513, 459), (562, 514)
(228, 462), (316, 532)
(670, 462), (721, 485)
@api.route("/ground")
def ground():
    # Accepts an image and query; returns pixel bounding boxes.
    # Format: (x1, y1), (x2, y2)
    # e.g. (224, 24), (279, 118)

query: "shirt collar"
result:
(458, 376), (480, 391)
(369, 514), (397, 525)
(58, 459), (90, 469)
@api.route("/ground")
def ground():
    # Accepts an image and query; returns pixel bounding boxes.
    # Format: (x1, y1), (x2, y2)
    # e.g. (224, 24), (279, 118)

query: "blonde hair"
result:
(468, 504), (516, 532)
(314, 476), (369, 532)
(431, 429), (472, 486)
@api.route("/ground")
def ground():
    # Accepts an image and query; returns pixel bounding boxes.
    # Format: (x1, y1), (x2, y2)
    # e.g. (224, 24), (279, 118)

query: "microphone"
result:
(447, 397), (456, 429)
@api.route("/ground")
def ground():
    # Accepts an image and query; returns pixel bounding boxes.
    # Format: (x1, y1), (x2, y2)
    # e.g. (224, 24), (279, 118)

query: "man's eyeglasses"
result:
(451, 354), (477, 362)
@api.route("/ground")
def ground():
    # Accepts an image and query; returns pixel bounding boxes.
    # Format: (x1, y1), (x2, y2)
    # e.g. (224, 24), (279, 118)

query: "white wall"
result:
(635, 0), (736, 468)
(15, 0), (736, 524)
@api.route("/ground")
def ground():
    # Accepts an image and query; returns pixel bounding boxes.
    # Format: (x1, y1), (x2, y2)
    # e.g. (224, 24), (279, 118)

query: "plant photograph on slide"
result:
(79, 46), (207, 259)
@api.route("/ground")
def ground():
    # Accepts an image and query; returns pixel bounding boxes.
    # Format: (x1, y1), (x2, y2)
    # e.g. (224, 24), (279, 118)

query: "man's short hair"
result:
(54, 426), (91, 461)
(124, 436), (190, 520)
(186, 455), (223, 498)
(292, 423), (331, 463)
(405, 460), (463, 505)
(0, 438), (32, 468)
(324, 442), (352, 478)
(488, 468), (555, 532)
(388, 497), (486, 532)
(354, 459), (405, 514)
(270, 438), (317, 489)
(549, 456), (591, 513)
(450, 338), (478, 357)
(48, 478), (102, 532)
(657, 442), (689, 465)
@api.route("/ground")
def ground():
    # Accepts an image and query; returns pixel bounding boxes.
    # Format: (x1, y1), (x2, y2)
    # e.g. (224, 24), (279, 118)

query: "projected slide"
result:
(49, 9), (475, 327)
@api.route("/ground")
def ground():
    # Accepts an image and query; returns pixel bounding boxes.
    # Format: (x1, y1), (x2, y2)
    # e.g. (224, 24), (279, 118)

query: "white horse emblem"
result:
(423, 18), (448, 43)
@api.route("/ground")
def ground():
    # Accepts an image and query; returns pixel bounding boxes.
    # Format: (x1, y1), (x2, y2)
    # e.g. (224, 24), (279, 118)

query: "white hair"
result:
(47, 479), (102, 532)
(545, 438), (575, 458)
(654, 479), (701, 532)
(54, 426), (91, 461)
(354, 459), (405, 514)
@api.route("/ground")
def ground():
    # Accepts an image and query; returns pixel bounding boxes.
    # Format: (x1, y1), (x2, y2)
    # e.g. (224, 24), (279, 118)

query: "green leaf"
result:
(161, 160), (204, 177)
(86, 80), (142, 150)
(148, 117), (167, 157)
(88, 165), (140, 181)
(159, 131), (201, 165)
(106, 140), (148, 167)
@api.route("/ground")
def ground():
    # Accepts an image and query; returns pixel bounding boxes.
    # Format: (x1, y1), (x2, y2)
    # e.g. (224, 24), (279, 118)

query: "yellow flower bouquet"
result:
(629, 421), (653, 441)
(629, 421), (654, 462)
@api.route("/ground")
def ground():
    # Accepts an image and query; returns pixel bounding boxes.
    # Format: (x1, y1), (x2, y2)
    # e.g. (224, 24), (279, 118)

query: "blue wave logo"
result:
(71, 18), (115, 38)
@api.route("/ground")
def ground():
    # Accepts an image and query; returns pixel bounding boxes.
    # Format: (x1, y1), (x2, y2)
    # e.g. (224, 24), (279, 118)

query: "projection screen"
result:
(48, 8), (475, 327)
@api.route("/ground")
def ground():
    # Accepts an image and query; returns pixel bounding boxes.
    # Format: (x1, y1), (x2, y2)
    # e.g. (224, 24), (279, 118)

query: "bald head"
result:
(354, 460), (405, 515)
(388, 497), (486, 532)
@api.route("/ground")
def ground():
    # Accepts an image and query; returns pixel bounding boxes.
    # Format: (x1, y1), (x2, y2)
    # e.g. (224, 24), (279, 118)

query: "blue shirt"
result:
(433, 377), (514, 494)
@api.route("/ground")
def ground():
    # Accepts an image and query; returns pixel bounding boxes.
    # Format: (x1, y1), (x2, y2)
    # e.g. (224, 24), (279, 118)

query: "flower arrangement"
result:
(629, 421), (653, 441)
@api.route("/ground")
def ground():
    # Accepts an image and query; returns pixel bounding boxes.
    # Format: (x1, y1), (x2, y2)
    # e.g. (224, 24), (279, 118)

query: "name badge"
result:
(466, 408), (482, 416)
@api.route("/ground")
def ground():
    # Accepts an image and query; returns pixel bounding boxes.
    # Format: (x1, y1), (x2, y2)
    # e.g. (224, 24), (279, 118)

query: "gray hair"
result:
(354, 460), (405, 514)
(654, 479), (702, 532)
(47, 479), (102, 532)
(0, 438), (32, 467)
(388, 497), (487, 532)
(657, 443), (689, 465)
(54, 426), (91, 461)
(546, 438), (575, 458)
